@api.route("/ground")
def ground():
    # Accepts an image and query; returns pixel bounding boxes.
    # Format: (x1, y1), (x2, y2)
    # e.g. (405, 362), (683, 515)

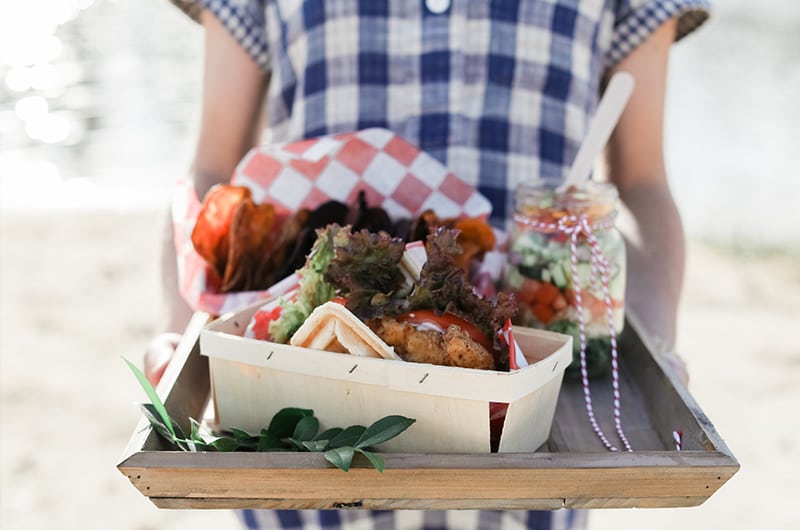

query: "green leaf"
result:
(170, 417), (188, 441)
(267, 408), (314, 438)
(190, 418), (208, 442)
(227, 428), (260, 450)
(190, 418), (237, 451)
(124, 357), (175, 437)
(301, 439), (330, 452)
(209, 436), (239, 452)
(138, 404), (187, 441)
(315, 427), (343, 442)
(292, 415), (320, 442)
(285, 437), (307, 451)
(138, 404), (202, 451)
(257, 430), (286, 451)
(185, 439), (212, 451)
(139, 404), (178, 444)
(328, 425), (366, 448)
(356, 448), (385, 473)
(355, 416), (416, 449)
(324, 446), (355, 472)
(229, 427), (257, 438)
(181, 420), (211, 451)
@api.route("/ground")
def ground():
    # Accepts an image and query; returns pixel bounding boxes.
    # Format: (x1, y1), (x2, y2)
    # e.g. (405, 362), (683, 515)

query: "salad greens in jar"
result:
(503, 181), (626, 377)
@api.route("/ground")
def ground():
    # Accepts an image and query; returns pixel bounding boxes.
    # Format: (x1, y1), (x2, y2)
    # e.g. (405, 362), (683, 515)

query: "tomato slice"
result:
(249, 304), (282, 341)
(396, 310), (493, 352)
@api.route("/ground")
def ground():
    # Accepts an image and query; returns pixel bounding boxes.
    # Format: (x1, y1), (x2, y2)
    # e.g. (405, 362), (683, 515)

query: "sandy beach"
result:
(0, 209), (797, 530)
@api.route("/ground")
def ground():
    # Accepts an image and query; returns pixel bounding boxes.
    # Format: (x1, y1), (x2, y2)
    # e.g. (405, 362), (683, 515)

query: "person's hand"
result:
(143, 332), (182, 386)
(650, 335), (690, 387)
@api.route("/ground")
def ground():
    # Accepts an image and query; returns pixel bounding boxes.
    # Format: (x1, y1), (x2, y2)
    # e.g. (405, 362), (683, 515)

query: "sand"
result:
(0, 210), (797, 530)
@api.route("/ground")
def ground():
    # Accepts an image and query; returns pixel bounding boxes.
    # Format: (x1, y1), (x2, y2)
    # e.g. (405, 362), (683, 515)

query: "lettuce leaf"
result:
(325, 229), (409, 320)
(268, 225), (349, 343)
(269, 224), (517, 370)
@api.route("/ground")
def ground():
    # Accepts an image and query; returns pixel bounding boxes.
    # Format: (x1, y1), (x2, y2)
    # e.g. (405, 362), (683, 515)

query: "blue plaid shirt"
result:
(237, 509), (586, 529)
(169, 1), (710, 528)
(172, 0), (708, 229)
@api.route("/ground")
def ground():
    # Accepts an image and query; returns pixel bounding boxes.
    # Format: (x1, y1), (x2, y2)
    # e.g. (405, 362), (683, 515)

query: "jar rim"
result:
(516, 180), (619, 209)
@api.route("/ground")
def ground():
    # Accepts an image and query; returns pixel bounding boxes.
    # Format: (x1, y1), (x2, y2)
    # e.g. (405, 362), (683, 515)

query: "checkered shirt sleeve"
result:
(169, 0), (270, 71)
(607, 0), (712, 68)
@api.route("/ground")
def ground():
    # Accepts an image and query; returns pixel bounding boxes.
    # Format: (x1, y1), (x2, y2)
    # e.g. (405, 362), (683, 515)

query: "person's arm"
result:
(145, 9), (268, 383)
(603, 18), (686, 362)
(190, 10), (269, 197)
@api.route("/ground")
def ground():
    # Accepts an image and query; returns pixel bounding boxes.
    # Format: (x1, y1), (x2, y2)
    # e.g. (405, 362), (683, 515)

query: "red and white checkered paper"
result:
(173, 128), (493, 315)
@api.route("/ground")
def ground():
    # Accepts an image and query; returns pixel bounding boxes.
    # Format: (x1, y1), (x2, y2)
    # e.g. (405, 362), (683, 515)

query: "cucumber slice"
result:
(550, 263), (567, 289)
(575, 263), (592, 288)
(503, 266), (524, 290)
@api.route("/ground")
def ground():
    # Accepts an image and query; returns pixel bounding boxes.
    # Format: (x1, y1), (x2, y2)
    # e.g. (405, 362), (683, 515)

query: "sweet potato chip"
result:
(452, 217), (496, 273)
(221, 200), (278, 292)
(406, 209), (439, 242)
(406, 211), (495, 274)
(191, 185), (496, 294)
(191, 185), (253, 279)
(454, 217), (496, 250)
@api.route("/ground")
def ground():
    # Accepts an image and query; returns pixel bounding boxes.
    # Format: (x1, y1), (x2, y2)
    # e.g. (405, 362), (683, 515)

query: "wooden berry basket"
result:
(118, 312), (738, 510)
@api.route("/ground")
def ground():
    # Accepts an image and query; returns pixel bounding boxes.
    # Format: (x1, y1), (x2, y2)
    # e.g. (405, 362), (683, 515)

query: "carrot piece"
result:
(533, 281), (560, 305)
(583, 292), (607, 318)
(531, 302), (555, 324)
(552, 293), (568, 310)
(564, 288), (577, 305)
(517, 278), (541, 304)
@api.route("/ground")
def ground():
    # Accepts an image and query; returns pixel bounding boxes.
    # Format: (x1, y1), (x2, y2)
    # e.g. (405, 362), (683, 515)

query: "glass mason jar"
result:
(503, 180), (626, 377)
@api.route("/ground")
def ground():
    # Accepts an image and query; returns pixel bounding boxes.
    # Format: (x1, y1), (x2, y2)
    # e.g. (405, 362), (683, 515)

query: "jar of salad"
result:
(503, 180), (626, 377)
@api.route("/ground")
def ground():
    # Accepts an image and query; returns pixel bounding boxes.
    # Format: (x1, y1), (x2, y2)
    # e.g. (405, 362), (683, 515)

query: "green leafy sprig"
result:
(124, 358), (414, 472)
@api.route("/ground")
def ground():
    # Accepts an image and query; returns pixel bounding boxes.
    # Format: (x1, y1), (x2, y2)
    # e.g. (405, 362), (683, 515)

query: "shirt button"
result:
(426, 0), (450, 14)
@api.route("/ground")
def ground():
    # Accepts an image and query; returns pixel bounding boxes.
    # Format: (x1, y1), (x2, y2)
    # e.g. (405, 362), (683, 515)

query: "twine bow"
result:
(514, 212), (632, 452)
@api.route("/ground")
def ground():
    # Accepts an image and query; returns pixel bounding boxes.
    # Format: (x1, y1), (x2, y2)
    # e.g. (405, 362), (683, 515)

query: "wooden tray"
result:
(118, 312), (738, 510)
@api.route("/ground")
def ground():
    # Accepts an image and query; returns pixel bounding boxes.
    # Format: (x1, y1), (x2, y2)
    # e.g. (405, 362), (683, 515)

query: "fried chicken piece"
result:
(378, 318), (450, 366)
(442, 325), (496, 371)
(368, 318), (495, 370)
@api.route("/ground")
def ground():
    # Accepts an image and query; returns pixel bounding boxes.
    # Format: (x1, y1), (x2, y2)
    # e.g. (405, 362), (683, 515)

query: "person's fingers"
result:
(143, 332), (183, 386)
(650, 335), (690, 387)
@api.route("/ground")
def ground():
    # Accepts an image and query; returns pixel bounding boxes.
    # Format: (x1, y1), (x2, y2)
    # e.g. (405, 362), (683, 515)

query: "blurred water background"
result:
(1, 0), (798, 251)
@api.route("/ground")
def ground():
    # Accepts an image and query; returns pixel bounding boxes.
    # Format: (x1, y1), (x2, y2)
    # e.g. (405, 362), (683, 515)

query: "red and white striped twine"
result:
(673, 430), (682, 451)
(514, 213), (632, 452)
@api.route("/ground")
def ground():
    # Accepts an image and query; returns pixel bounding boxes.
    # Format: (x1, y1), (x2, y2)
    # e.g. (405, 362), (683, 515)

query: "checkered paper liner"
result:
(173, 128), (493, 315)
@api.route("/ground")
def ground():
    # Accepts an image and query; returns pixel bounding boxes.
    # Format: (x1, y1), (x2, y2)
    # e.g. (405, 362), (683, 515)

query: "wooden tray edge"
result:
(117, 312), (739, 510)
(624, 312), (738, 461)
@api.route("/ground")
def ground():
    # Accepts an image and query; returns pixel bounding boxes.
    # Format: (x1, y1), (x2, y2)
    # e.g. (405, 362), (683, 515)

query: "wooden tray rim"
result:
(118, 312), (739, 510)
